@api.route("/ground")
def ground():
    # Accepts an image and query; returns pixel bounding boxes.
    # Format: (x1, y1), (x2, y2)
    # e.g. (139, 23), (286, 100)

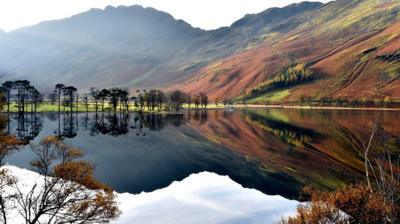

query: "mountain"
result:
(0, 2), (323, 92)
(0, 0), (399, 102)
(0, 5), (207, 91)
(175, 0), (400, 102)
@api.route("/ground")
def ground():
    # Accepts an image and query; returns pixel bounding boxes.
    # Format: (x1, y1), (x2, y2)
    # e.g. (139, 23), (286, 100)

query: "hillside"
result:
(0, 0), (399, 103)
(175, 0), (400, 102)
(0, 2), (323, 93)
(0, 5), (206, 91)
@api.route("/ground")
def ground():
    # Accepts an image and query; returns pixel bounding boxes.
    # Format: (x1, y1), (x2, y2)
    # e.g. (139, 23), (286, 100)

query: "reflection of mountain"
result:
(5, 110), (400, 201)
(5, 112), (301, 199)
(189, 109), (400, 193)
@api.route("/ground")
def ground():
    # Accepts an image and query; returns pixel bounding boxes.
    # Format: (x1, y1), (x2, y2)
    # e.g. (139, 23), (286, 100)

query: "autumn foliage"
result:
(283, 184), (398, 224)
(0, 114), (120, 224)
(282, 125), (400, 224)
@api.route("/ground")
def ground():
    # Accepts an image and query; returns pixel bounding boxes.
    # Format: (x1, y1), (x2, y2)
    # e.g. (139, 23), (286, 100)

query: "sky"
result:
(0, 0), (332, 32)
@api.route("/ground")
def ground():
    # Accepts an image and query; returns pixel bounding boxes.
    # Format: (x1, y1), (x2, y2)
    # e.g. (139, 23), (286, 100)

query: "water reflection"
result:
(4, 109), (400, 201)
(7, 113), (42, 144)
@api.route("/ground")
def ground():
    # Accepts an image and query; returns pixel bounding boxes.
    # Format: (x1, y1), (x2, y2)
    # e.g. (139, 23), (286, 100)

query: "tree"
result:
(0, 136), (120, 224)
(48, 93), (57, 105)
(30, 88), (42, 113)
(157, 90), (166, 111)
(193, 94), (200, 109)
(187, 93), (192, 109)
(99, 89), (110, 113)
(199, 92), (208, 108)
(89, 87), (100, 113)
(108, 88), (122, 115)
(119, 89), (130, 112)
(137, 90), (145, 110)
(63, 86), (77, 113)
(1, 81), (13, 113)
(147, 89), (165, 111)
(13, 80), (33, 114)
(215, 97), (220, 108)
(148, 90), (158, 111)
(82, 94), (90, 113)
(54, 84), (65, 113)
(169, 90), (185, 111)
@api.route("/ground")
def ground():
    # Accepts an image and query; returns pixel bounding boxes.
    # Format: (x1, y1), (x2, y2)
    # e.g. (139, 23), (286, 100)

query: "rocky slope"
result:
(174, 0), (400, 102)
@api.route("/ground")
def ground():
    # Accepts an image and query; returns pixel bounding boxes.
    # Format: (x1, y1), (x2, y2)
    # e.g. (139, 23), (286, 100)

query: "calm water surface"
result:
(4, 109), (400, 200)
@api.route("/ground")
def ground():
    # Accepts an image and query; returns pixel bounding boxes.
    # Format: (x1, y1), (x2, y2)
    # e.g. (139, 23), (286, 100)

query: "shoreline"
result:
(241, 104), (400, 111)
(1, 104), (400, 114)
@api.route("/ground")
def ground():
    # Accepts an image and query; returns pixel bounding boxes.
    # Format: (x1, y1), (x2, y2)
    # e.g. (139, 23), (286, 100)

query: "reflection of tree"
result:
(130, 113), (146, 136)
(12, 113), (42, 144)
(87, 113), (130, 137)
(54, 113), (78, 139)
(190, 110), (208, 125)
(85, 112), (190, 137)
(79, 113), (90, 131)
(108, 114), (129, 136)
(246, 112), (321, 147)
(62, 113), (78, 139)
(5, 111), (203, 141)
(0, 116), (21, 165)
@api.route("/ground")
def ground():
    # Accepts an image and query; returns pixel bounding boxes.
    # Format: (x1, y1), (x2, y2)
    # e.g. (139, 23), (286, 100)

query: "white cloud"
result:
(0, 0), (332, 32)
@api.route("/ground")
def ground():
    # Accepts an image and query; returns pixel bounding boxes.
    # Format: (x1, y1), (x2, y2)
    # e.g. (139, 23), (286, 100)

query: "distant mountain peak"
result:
(231, 1), (323, 29)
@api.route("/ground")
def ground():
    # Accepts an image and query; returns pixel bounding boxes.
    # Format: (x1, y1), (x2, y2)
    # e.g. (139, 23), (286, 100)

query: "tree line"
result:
(1, 80), (210, 114)
(246, 63), (315, 99)
(0, 80), (42, 114)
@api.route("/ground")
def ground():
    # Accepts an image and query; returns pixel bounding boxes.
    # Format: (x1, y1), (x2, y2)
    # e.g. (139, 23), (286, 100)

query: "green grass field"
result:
(248, 89), (291, 104)
(1, 102), (229, 113)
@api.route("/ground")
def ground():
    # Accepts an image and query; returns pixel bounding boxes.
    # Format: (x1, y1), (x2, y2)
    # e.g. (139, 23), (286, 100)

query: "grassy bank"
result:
(2, 102), (400, 113)
(1, 102), (228, 113)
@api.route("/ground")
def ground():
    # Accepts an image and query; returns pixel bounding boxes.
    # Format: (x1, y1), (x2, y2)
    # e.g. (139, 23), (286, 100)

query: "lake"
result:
(3, 108), (400, 222)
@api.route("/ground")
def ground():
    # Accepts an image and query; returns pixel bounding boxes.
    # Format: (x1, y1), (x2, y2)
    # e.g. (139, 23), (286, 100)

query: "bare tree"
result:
(0, 169), (17, 224)
(0, 136), (120, 224)
(363, 120), (400, 222)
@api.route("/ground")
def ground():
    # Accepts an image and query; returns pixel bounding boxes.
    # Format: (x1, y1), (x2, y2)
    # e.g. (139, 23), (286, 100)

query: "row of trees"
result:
(0, 80), (211, 114)
(0, 80), (42, 114)
(298, 95), (400, 107)
(247, 63), (315, 99)
(51, 84), (209, 114)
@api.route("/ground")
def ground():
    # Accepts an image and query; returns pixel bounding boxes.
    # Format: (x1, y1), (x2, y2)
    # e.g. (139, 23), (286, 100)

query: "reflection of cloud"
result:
(116, 172), (298, 224)
(3, 166), (298, 224)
